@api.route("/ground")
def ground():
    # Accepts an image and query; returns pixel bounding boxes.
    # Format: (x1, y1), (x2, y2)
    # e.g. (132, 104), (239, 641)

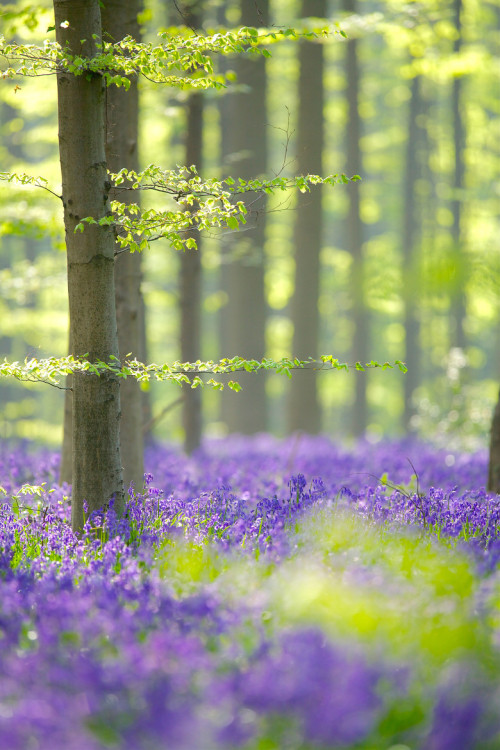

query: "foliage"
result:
(101, 165), (358, 253)
(0, 14), (371, 416)
(0, 164), (360, 252)
(0, 0), (498, 443)
(0, 354), (407, 391)
(0, 25), (335, 89)
(0, 166), (359, 254)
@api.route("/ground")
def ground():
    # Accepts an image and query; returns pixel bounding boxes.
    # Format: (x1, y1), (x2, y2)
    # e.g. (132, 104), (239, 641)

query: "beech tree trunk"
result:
(180, 1), (203, 455)
(219, 0), (268, 434)
(101, 0), (144, 491)
(344, 0), (367, 436)
(403, 75), (422, 430)
(451, 0), (467, 350)
(488, 388), (500, 494)
(54, 0), (124, 532)
(288, 0), (325, 434)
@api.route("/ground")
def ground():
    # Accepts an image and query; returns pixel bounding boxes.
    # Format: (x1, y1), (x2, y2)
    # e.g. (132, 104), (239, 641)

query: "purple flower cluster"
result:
(0, 435), (499, 749)
(0, 535), (394, 749)
(223, 628), (387, 747)
(136, 436), (499, 569)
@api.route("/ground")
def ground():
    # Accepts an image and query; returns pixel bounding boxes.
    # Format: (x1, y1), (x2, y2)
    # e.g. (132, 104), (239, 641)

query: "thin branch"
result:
(39, 184), (62, 200)
(14, 376), (72, 391)
(269, 106), (296, 177)
(172, 0), (200, 36)
(142, 395), (184, 434)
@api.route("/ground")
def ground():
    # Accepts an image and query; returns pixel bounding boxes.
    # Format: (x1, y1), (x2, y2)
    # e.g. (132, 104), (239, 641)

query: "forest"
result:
(0, 0), (499, 748)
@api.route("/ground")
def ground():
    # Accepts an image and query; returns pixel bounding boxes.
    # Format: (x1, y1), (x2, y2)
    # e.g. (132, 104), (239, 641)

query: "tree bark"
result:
(219, 0), (268, 434)
(180, 1), (203, 455)
(402, 74), (422, 430)
(288, 0), (325, 434)
(344, 0), (367, 436)
(488, 388), (500, 493)
(54, 0), (124, 532)
(451, 0), (467, 350)
(101, 0), (145, 492)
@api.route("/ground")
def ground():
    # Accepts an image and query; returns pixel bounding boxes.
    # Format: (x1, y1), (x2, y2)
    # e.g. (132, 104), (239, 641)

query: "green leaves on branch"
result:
(0, 170), (50, 189)
(0, 355), (407, 392)
(1, 24), (351, 252)
(0, 25), (331, 90)
(320, 355), (407, 373)
(2, 165), (359, 253)
(0, 170), (62, 205)
(80, 165), (358, 253)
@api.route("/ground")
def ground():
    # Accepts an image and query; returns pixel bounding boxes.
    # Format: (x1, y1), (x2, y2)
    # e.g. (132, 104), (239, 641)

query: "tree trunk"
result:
(488, 388), (500, 493)
(402, 74), (422, 430)
(219, 0), (268, 434)
(54, 0), (124, 532)
(451, 0), (467, 350)
(344, 0), (367, 436)
(101, 0), (144, 492)
(180, 2), (203, 455)
(288, 0), (325, 434)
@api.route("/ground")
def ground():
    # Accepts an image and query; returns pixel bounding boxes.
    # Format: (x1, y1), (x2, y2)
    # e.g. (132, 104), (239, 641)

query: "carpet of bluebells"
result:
(1, 434), (500, 749)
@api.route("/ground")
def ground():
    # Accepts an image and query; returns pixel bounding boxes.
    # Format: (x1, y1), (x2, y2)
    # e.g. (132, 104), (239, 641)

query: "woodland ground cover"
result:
(1, 436), (500, 749)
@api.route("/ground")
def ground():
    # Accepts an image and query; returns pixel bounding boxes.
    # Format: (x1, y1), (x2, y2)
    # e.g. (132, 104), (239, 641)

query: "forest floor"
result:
(0, 435), (499, 749)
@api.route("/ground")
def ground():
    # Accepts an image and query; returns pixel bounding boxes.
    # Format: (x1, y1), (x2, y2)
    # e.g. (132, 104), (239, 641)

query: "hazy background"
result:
(0, 0), (498, 451)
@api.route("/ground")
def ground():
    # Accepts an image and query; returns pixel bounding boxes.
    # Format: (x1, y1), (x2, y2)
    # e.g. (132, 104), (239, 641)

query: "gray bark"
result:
(180, 2), (203, 454)
(451, 0), (467, 350)
(288, 0), (325, 434)
(488, 388), (500, 494)
(101, 0), (144, 492)
(402, 75), (422, 430)
(344, 0), (367, 436)
(54, 0), (124, 532)
(219, 0), (268, 434)
(485, 2), (500, 494)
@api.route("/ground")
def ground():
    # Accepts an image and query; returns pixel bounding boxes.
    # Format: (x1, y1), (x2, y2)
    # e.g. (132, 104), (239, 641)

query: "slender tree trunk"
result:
(451, 0), (466, 350)
(486, 4), (500, 494)
(54, 0), (124, 532)
(402, 75), (422, 430)
(180, 2), (203, 454)
(488, 388), (500, 493)
(101, 0), (144, 492)
(219, 0), (268, 434)
(344, 0), (367, 436)
(288, 0), (325, 434)
(418, 88), (437, 393)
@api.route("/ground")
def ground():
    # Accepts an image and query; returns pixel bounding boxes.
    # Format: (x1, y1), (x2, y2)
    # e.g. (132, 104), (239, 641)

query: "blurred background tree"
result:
(177, 0), (205, 454)
(0, 0), (498, 455)
(217, 0), (269, 435)
(288, 0), (326, 434)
